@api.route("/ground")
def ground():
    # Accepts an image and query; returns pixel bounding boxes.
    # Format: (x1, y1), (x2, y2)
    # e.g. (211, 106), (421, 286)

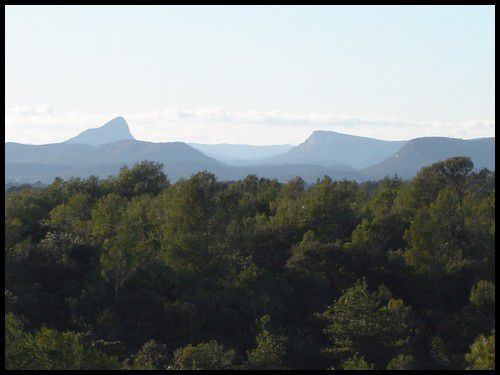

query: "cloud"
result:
(128, 108), (404, 127)
(5, 106), (495, 145)
(6, 105), (55, 116)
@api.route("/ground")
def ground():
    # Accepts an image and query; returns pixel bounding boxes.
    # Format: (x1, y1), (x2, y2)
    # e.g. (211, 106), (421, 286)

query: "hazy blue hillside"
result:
(188, 143), (294, 163)
(262, 130), (407, 168)
(363, 137), (495, 179)
(6, 161), (221, 184)
(5, 162), (121, 183)
(205, 163), (364, 183)
(96, 140), (221, 165)
(6, 142), (99, 164)
(6, 138), (223, 184)
(6, 140), (220, 167)
(6, 160), (363, 184)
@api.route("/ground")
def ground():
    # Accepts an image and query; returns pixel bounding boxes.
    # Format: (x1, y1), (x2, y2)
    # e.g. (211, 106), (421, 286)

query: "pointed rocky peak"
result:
(101, 116), (129, 129)
(64, 116), (135, 146)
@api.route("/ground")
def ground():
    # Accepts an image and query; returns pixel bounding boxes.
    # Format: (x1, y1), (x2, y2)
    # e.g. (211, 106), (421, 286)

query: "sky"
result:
(5, 5), (495, 145)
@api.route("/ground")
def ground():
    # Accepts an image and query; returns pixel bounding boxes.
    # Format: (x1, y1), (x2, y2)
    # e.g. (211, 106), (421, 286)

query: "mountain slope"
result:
(6, 142), (99, 165)
(188, 143), (295, 163)
(262, 130), (406, 168)
(64, 116), (135, 146)
(6, 140), (220, 166)
(363, 137), (495, 179)
(6, 112), (224, 183)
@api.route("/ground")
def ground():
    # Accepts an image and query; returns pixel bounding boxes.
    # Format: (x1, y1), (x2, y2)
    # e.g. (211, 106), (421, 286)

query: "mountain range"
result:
(363, 136), (495, 179)
(188, 143), (294, 164)
(255, 130), (407, 168)
(5, 116), (495, 185)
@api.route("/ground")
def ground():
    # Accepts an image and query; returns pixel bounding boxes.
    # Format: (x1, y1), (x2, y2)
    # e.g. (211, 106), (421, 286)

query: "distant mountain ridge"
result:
(188, 143), (295, 163)
(260, 130), (407, 168)
(7, 140), (220, 166)
(5, 116), (495, 184)
(363, 136), (495, 179)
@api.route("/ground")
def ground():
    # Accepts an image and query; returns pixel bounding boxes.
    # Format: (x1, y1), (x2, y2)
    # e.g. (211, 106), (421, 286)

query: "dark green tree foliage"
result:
(246, 315), (287, 369)
(115, 161), (169, 198)
(386, 354), (415, 370)
(4, 157), (495, 369)
(465, 329), (495, 370)
(47, 192), (92, 234)
(170, 340), (236, 370)
(5, 313), (120, 370)
(342, 353), (375, 370)
(124, 340), (170, 370)
(319, 279), (411, 369)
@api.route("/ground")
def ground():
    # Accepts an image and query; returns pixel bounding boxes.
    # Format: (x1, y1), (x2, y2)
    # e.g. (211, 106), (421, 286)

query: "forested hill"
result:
(5, 156), (495, 370)
(363, 136), (495, 179)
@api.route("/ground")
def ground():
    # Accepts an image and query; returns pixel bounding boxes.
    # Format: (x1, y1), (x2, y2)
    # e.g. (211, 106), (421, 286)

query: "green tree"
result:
(342, 353), (374, 370)
(470, 280), (495, 310)
(403, 187), (468, 275)
(115, 161), (169, 198)
(5, 313), (120, 370)
(125, 340), (170, 370)
(89, 193), (127, 241)
(100, 195), (161, 301)
(46, 192), (92, 234)
(159, 171), (223, 272)
(465, 330), (495, 370)
(170, 340), (236, 370)
(386, 354), (415, 370)
(273, 177), (360, 244)
(320, 279), (411, 369)
(5, 313), (36, 369)
(246, 315), (287, 369)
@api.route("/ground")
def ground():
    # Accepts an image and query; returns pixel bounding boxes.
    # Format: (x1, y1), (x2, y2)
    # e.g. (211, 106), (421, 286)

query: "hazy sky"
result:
(5, 5), (495, 145)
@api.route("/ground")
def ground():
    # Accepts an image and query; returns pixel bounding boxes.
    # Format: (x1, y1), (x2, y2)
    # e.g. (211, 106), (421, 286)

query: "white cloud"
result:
(6, 104), (55, 116)
(5, 106), (495, 145)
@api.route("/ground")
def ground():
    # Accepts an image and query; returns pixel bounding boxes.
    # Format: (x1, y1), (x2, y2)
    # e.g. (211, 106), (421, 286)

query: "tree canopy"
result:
(4, 157), (495, 370)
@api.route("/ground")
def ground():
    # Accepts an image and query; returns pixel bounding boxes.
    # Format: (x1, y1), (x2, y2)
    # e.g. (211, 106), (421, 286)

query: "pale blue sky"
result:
(5, 5), (495, 144)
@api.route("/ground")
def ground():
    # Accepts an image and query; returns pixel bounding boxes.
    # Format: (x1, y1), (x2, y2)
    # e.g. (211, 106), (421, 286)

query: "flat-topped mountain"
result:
(64, 116), (135, 146)
(363, 136), (495, 179)
(262, 130), (407, 168)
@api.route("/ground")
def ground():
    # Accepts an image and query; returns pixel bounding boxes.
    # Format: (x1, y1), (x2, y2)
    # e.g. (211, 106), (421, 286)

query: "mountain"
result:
(363, 137), (495, 179)
(6, 142), (99, 165)
(5, 141), (363, 184)
(6, 116), (223, 183)
(6, 140), (220, 167)
(5, 179), (45, 191)
(5, 142), (222, 183)
(262, 130), (407, 168)
(64, 116), (135, 146)
(188, 143), (295, 164)
(5, 117), (495, 185)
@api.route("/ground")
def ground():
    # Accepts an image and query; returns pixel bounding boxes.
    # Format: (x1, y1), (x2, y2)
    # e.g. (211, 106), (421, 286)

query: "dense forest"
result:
(5, 156), (495, 370)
